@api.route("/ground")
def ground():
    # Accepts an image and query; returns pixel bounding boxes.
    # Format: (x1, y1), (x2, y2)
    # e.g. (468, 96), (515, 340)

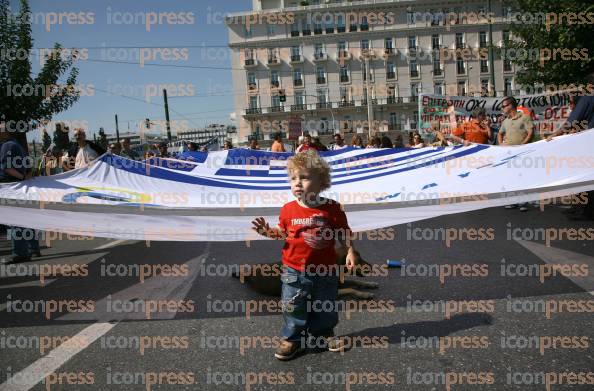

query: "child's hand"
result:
(251, 217), (271, 237)
(345, 248), (357, 270)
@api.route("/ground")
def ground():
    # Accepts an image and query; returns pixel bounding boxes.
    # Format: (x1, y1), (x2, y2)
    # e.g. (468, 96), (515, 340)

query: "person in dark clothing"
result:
(0, 126), (41, 263)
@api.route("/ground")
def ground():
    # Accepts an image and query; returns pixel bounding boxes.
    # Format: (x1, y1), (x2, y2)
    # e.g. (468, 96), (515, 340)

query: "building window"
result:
(480, 59), (489, 73)
(314, 43), (324, 58)
(389, 112), (399, 130)
(340, 65), (349, 82)
(411, 83), (419, 97)
(407, 11), (415, 25)
(386, 62), (396, 79)
(290, 21), (300, 36)
(504, 59), (513, 72)
(336, 14), (346, 32)
(481, 79), (489, 96)
(293, 68), (303, 86)
(294, 90), (305, 106)
(362, 61), (374, 82)
(408, 36), (417, 50)
(247, 72), (256, 87)
(360, 16), (369, 31)
(340, 85), (351, 103)
(249, 95), (258, 109)
(410, 60), (419, 78)
(270, 70), (280, 87)
(385, 38), (394, 49)
(271, 95), (281, 108)
(302, 20), (311, 35)
(457, 81), (467, 96)
(431, 34), (440, 49)
(433, 57), (442, 76)
(316, 66), (326, 84)
(317, 88), (328, 105)
(325, 17), (334, 33)
(456, 57), (466, 75)
(434, 81), (444, 95)
(504, 78), (513, 96)
(244, 26), (252, 38)
(361, 39), (370, 50)
(314, 20), (323, 34)
(267, 25), (275, 36)
(479, 31), (488, 48)
(291, 46), (301, 61)
(455, 33), (465, 49)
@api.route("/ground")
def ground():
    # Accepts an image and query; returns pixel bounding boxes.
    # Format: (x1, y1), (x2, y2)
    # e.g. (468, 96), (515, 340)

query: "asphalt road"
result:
(0, 204), (593, 390)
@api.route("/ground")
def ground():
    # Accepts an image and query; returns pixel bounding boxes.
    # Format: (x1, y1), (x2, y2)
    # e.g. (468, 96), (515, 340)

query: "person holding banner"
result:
(451, 108), (492, 145)
(497, 97), (534, 146)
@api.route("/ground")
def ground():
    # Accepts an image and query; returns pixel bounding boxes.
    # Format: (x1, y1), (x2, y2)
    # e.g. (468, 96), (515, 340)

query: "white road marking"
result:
(0, 243), (209, 390)
(0, 279), (56, 289)
(0, 322), (116, 391)
(515, 239), (594, 293)
(93, 239), (133, 250)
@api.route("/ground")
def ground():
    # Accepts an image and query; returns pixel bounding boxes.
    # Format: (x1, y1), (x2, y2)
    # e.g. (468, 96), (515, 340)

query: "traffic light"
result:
(279, 89), (286, 103)
(145, 118), (151, 129)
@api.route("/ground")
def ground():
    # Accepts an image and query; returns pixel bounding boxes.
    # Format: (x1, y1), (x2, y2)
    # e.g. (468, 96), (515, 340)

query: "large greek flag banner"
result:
(1, 131), (593, 241)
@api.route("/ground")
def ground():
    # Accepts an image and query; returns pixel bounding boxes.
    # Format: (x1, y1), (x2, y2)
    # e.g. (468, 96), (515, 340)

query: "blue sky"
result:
(16, 0), (252, 141)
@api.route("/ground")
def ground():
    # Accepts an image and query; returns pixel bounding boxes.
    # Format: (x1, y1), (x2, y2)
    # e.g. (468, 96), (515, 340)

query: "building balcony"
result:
(316, 76), (326, 84)
(336, 50), (351, 61)
(314, 27), (323, 35)
(386, 71), (396, 80)
(325, 26), (334, 34)
(337, 25), (346, 33)
(480, 65), (489, 73)
(389, 123), (403, 131)
(433, 68), (444, 76)
(339, 100), (354, 107)
(290, 54), (304, 63)
(317, 102), (331, 109)
(291, 104), (306, 111)
(455, 42), (467, 49)
(270, 80), (280, 88)
(383, 48), (396, 57)
(291, 30), (300, 37)
(386, 96), (402, 104)
(247, 83), (258, 92)
(361, 99), (378, 106)
(410, 70), (419, 78)
(245, 108), (262, 115)
(267, 56), (281, 66)
(302, 28), (311, 35)
(244, 58), (257, 68)
(313, 52), (328, 61)
(340, 75), (350, 83)
(349, 24), (357, 32)
(293, 79), (303, 87)
(269, 105), (284, 113)
(359, 49), (376, 59)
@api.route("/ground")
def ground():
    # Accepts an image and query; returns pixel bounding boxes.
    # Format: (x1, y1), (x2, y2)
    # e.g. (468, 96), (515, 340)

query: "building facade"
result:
(227, 0), (515, 143)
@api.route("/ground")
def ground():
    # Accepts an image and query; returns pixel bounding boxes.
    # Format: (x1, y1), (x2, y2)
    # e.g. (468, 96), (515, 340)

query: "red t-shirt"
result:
(278, 199), (350, 271)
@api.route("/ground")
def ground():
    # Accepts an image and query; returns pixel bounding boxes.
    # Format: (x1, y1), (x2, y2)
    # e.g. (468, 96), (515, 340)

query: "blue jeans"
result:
(9, 227), (40, 257)
(280, 265), (339, 342)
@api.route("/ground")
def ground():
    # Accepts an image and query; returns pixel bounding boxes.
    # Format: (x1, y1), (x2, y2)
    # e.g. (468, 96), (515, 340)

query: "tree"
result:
(507, 0), (594, 87)
(0, 0), (80, 149)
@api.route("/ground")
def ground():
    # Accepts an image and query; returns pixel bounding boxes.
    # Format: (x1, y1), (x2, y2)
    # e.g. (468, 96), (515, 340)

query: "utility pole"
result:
(365, 56), (374, 140)
(488, 0), (496, 97)
(115, 114), (120, 143)
(163, 89), (172, 141)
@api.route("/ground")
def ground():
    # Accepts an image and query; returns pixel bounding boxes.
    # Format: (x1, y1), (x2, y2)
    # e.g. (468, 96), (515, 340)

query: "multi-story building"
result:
(175, 124), (236, 146)
(226, 0), (515, 143)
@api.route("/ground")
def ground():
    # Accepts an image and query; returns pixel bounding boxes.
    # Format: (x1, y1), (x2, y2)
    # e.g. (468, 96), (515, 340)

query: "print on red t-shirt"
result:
(278, 199), (350, 271)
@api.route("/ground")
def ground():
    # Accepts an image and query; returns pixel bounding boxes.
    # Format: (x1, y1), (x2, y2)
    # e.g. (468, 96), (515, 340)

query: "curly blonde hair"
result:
(287, 150), (332, 191)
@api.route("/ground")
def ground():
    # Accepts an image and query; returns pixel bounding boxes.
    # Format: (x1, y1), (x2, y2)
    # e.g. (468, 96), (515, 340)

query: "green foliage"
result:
(0, 0), (80, 135)
(508, 0), (594, 86)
